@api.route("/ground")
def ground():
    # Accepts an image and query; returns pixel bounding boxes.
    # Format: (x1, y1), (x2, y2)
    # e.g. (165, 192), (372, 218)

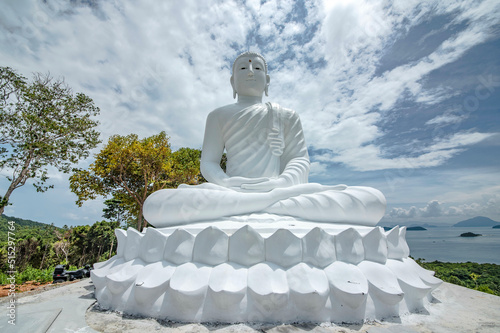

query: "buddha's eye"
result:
(240, 67), (246, 70)
(255, 67), (261, 70)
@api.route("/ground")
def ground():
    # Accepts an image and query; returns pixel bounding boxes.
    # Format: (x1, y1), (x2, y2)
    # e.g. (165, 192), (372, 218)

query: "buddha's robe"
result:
(143, 103), (386, 228)
(221, 102), (309, 184)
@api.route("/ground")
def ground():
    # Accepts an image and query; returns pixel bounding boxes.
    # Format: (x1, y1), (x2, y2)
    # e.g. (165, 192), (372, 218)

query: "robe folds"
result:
(143, 103), (386, 228)
(221, 102), (309, 184)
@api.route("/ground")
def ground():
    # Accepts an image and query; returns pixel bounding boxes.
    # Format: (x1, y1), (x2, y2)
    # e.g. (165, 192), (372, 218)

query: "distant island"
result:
(460, 232), (482, 237)
(382, 226), (427, 231)
(453, 216), (500, 227)
(407, 226), (427, 231)
(377, 221), (440, 228)
(493, 225), (500, 229)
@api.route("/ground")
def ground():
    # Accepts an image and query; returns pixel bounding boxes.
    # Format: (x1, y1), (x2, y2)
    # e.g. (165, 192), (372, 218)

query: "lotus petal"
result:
(248, 262), (289, 314)
(358, 261), (404, 305)
(386, 226), (408, 260)
(169, 262), (211, 312)
(93, 255), (120, 270)
(208, 263), (247, 310)
(115, 229), (127, 257)
(164, 229), (195, 264)
(229, 225), (265, 266)
(140, 228), (167, 263)
(193, 226), (229, 265)
(124, 228), (144, 261)
(335, 228), (364, 264)
(363, 227), (387, 264)
(401, 258), (442, 291)
(265, 229), (302, 268)
(399, 227), (410, 258)
(92, 257), (126, 290)
(134, 261), (176, 304)
(386, 259), (431, 299)
(324, 261), (368, 309)
(287, 263), (329, 311)
(302, 227), (336, 268)
(106, 258), (146, 295)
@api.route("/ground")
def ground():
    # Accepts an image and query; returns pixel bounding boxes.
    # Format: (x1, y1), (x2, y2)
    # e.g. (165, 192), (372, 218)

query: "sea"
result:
(404, 226), (500, 264)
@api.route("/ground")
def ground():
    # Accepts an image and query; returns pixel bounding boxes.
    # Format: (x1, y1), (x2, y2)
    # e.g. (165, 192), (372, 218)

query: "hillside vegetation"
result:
(416, 259), (500, 296)
(0, 214), (61, 243)
(0, 215), (118, 284)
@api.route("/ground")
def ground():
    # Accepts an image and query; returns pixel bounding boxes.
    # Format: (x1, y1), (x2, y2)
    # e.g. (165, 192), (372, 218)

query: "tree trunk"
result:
(80, 244), (86, 267)
(39, 243), (49, 269)
(137, 214), (143, 232)
(1, 150), (34, 215)
(0, 184), (15, 216)
(62, 244), (69, 264)
(97, 245), (102, 261)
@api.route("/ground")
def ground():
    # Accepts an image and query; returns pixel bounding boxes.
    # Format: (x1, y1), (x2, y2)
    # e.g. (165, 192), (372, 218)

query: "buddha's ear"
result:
(230, 76), (237, 99)
(265, 74), (270, 96)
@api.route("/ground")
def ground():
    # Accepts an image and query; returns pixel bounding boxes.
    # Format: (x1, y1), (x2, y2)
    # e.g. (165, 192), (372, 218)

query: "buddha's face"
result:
(231, 55), (270, 97)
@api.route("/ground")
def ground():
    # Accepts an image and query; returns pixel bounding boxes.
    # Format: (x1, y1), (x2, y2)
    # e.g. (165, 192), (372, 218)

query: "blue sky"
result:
(1, 0), (499, 227)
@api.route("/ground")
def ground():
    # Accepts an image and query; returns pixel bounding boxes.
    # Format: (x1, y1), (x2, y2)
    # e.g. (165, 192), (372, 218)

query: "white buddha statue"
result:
(144, 52), (386, 227)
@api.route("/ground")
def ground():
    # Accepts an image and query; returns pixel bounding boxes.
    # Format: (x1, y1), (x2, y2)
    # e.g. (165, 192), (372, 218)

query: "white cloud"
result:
(297, 0), (500, 171)
(309, 161), (328, 177)
(388, 196), (500, 220)
(1, 0), (499, 225)
(313, 131), (494, 172)
(389, 200), (445, 219)
(282, 22), (305, 37)
(426, 113), (467, 126)
(427, 132), (494, 152)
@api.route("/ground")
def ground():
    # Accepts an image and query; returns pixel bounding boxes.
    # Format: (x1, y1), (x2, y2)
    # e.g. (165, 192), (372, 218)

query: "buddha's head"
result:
(231, 51), (270, 99)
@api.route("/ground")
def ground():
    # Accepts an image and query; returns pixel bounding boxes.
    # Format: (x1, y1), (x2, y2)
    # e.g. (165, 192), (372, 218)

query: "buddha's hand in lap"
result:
(223, 176), (270, 190)
(240, 177), (290, 192)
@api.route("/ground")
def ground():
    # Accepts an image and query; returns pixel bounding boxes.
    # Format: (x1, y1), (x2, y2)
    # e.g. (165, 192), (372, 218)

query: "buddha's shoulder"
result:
(270, 103), (298, 119)
(208, 104), (240, 118)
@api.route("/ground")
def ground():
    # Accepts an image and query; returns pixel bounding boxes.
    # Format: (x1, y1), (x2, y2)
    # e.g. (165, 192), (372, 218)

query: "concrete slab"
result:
(0, 279), (98, 333)
(0, 308), (61, 333)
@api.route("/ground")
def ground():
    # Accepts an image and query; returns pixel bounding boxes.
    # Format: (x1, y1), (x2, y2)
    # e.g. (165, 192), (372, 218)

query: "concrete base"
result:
(1, 278), (499, 332)
(86, 281), (500, 332)
(92, 222), (440, 322)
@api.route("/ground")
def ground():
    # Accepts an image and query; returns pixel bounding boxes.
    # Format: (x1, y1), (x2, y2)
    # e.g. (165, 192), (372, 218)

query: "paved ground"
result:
(1, 279), (499, 332)
(0, 279), (97, 333)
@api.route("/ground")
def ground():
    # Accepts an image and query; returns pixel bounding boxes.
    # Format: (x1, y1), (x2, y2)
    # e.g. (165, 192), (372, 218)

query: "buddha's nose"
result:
(248, 65), (254, 76)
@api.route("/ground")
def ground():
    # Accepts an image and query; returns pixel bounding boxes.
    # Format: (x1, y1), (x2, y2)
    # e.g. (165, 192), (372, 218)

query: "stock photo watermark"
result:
(5, 220), (16, 326)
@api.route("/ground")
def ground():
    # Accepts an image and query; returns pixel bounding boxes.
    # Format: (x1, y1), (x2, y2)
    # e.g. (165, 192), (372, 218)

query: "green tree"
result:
(68, 220), (119, 265)
(170, 147), (203, 187)
(70, 132), (202, 231)
(103, 197), (129, 227)
(53, 228), (72, 265)
(0, 67), (100, 214)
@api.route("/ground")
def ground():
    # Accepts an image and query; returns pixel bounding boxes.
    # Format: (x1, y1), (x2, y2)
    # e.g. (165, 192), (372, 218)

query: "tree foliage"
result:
(69, 220), (119, 266)
(69, 132), (204, 231)
(103, 198), (128, 227)
(0, 67), (100, 214)
(0, 216), (119, 275)
(170, 147), (204, 187)
(416, 259), (500, 296)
